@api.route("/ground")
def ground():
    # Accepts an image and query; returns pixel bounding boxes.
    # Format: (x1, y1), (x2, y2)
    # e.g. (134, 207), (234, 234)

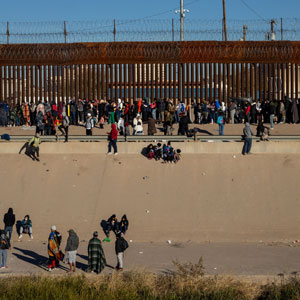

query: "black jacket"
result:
(115, 237), (129, 254)
(4, 209), (15, 227)
(178, 116), (189, 135)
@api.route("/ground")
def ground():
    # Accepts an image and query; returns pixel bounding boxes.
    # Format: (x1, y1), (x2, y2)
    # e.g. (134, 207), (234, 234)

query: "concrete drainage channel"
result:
(5, 135), (300, 143)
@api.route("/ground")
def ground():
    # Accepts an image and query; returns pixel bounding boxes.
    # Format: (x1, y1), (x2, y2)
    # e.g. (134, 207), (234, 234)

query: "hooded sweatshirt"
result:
(243, 123), (254, 139)
(4, 208), (15, 227)
(65, 230), (79, 252)
(109, 124), (118, 140)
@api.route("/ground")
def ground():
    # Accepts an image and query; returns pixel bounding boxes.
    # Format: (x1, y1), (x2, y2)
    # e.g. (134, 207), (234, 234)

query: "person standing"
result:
(229, 101), (236, 124)
(87, 231), (106, 274)
(242, 122), (254, 155)
(107, 102), (115, 124)
(147, 115), (157, 136)
(86, 113), (94, 136)
(0, 230), (10, 269)
(217, 112), (225, 136)
(107, 124), (118, 155)
(3, 208), (15, 242)
(48, 225), (62, 272)
(115, 233), (129, 271)
(178, 113), (189, 136)
(65, 229), (79, 273)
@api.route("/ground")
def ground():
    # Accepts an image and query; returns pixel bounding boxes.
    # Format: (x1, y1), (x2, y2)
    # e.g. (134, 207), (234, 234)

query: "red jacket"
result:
(109, 124), (118, 140)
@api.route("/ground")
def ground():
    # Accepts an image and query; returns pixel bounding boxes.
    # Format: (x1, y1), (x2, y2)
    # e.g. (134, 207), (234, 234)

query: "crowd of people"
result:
(0, 97), (299, 138)
(0, 208), (129, 273)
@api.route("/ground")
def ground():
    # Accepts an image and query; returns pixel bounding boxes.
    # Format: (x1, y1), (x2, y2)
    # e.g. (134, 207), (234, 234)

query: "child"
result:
(147, 144), (155, 160)
(119, 215), (129, 235)
(154, 143), (162, 160)
(174, 149), (181, 164)
(124, 122), (130, 137)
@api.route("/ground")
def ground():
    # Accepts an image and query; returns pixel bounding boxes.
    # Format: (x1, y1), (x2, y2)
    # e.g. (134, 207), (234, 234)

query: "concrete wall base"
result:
(2, 140), (300, 154)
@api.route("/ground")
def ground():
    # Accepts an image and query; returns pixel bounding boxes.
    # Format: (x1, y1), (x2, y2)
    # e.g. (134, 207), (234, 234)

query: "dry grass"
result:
(0, 259), (298, 300)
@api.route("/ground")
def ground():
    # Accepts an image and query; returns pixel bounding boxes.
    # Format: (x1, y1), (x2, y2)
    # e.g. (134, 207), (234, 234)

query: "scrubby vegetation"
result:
(0, 258), (298, 300)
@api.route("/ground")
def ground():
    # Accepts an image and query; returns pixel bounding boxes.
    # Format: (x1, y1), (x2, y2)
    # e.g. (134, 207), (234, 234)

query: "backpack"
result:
(180, 103), (185, 112)
(0, 234), (8, 249)
(217, 116), (224, 125)
(121, 238), (129, 251)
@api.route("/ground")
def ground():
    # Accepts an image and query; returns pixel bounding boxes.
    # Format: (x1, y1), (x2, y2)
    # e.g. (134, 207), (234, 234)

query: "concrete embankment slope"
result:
(2, 140), (300, 154)
(1, 150), (300, 243)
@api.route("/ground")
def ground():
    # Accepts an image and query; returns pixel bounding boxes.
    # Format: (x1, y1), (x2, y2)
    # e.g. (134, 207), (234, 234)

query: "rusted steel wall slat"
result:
(164, 64), (168, 99)
(195, 63), (199, 102)
(146, 64), (149, 99)
(296, 64), (299, 99)
(286, 63), (290, 99)
(291, 64), (295, 99)
(173, 63), (176, 99)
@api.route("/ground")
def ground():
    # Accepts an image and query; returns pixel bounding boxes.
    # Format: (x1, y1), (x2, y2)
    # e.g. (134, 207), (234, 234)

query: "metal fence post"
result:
(281, 18), (283, 41)
(6, 22), (9, 44)
(113, 19), (116, 42)
(64, 21), (67, 43)
(172, 18), (174, 41)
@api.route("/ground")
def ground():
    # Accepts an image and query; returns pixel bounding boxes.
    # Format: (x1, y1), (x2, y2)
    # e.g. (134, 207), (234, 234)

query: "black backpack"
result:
(121, 237), (129, 251)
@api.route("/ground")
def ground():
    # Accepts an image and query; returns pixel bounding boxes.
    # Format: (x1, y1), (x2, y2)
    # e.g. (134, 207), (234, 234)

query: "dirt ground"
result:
(1, 153), (300, 276)
(2, 240), (300, 278)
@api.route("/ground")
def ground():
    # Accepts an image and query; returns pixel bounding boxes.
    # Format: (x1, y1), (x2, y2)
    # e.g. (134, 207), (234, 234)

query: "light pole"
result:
(175, 0), (190, 41)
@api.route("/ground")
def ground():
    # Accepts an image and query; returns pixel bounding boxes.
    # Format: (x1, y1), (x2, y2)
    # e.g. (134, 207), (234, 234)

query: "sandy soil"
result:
(2, 240), (300, 278)
(1, 153), (300, 276)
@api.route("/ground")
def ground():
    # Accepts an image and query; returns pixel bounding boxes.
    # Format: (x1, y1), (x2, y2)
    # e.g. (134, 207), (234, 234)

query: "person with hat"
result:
(65, 229), (79, 273)
(86, 113), (94, 136)
(87, 231), (106, 274)
(28, 133), (41, 161)
(133, 114), (144, 135)
(48, 225), (63, 272)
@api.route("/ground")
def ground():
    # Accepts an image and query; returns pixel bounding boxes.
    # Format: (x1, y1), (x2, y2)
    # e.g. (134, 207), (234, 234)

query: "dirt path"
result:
(2, 240), (300, 278)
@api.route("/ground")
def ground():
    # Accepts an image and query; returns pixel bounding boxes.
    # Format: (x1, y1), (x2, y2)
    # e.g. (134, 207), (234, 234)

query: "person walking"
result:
(65, 229), (79, 273)
(242, 122), (254, 155)
(178, 113), (189, 136)
(0, 230), (10, 269)
(115, 232), (129, 271)
(86, 113), (94, 136)
(3, 208), (15, 242)
(107, 123), (118, 155)
(87, 231), (106, 274)
(58, 112), (70, 142)
(29, 133), (41, 161)
(217, 112), (225, 136)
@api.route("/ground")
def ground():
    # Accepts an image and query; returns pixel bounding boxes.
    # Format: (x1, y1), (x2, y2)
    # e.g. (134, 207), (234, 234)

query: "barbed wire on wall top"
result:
(0, 18), (299, 44)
